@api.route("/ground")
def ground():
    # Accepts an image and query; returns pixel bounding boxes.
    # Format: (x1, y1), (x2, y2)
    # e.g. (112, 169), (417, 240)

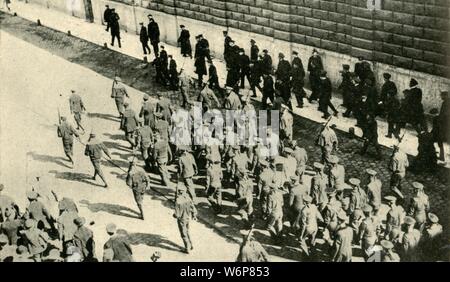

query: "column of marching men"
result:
(0, 6), (449, 262)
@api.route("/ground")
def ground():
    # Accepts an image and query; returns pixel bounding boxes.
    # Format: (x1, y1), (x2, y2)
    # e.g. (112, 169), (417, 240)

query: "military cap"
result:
(290, 175), (298, 181)
(111, 8), (115, 11)
(123, 101), (129, 106)
(147, 14), (153, 17)
(303, 195), (312, 203)
(278, 52), (285, 58)
(16, 245), (28, 255)
(139, 22), (143, 25)
(259, 159), (269, 167)
(428, 213), (439, 223)
(89, 133), (96, 138)
(26, 190), (38, 200)
(160, 45), (165, 49)
(239, 48), (245, 53)
(223, 30), (228, 34)
(292, 51), (298, 55)
(384, 195), (397, 203)
(180, 24), (185, 28)
(106, 223), (117, 234)
(74, 217), (86, 226)
(207, 59), (213, 63)
(349, 178), (360, 186)
(313, 162), (324, 170)
(25, 219), (35, 229)
(380, 240), (394, 250)
(409, 78), (418, 87)
(153, 111), (163, 118)
(250, 39), (255, 43)
(0, 184), (4, 191)
(105, 4), (109, 7)
(404, 216), (416, 226)
(262, 49), (268, 53)
(0, 234), (8, 244)
(198, 34), (203, 37)
(320, 70), (327, 77)
(328, 155), (339, 164)
(340, 64), (349, 70)
(225, 86), (233, 91)
(362, 205), (373, 213)
(366, 169), (377, 176)
(114, 76), (122, 82)
(312, 48), (318, 53)
(284, 147), (294, 154)
(337, 210), (347, 221)
(143, 94), (149, 101)
(412, 182), (424, 190)
(383, 73), (391, 79)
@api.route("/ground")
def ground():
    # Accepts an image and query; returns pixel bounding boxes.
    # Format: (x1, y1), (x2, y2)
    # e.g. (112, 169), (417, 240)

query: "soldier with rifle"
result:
(389, 136), (409, 200)
(84, 133), (111, 188)
(236, 226), (269, 262)
(57, 114), (79, 168)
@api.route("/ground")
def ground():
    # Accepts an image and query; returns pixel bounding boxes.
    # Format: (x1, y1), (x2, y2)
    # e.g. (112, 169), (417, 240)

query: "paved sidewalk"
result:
(5, 1), (450, 166)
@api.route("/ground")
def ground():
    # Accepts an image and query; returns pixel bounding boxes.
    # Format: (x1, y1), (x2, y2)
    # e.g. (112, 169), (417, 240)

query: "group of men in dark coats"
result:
(137, 14), (160, 56)
(104, 5), (121, 48)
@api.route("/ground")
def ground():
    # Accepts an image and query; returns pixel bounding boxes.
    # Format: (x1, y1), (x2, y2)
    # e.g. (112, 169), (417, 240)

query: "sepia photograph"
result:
(0, 0), (449, 268)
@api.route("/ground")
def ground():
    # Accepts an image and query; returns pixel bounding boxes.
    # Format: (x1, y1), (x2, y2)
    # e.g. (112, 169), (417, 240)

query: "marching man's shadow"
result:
(48, 170), (105, 188)
(79, 199), (141, 220)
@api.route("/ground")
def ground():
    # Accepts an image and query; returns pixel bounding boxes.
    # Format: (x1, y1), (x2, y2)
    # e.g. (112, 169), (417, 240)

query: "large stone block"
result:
(312, 9), (328, 20)
(402, 24), (423, 37)
(297, 6), (312, 17)
(383, 22), (402, 34)
(413, 15), (438, 29)
(297, 25), (313, 36)
(249, 6), (263, 16)
(250, 23), (264, 35)
(374, 51), (393, 64)
(321, 20), (337, 32)
(290, 15), (305, 25)
(413, 38), (442, 53)
(336, 3), (350, 14)
(231, 12), (244, 21)
(271, 20), (291, 32)
(263, 26), (274, 37)
(274, 30), (291, 41)
(273, 11), (290, 22)
(304, 0), (320, 9)
(412, 59), (435, 74)
(402, 47), (424, 61)
(351, 17), (373, 29)
(292, 33), (306, 44)
(212, 15), (227, 26)
(393, 55), (413, 69)
(434, 65), (450, 78)
(392, 12), (414, 25)
(351, 47), (374, 60)
(320, 0), (337, 12)
(239, 21), (252, 32)
(210, 8), (226, 18)
(237, 4), (250, 14)
(373, 10), (393, 21)
(321, 39), (338, 52)
(392, 34), (413, 47)
(421, 28), (447, 42)
(305, 35), (321, 47)
(373, 30), (392, 42)
(383, 0), (403, 12)
(272, 3), (291, 14)
(244, 14), (257, 24)
(256, 16), (270, 27)
(227, 19), (240, 29)
(352, 27), (373, 40)
(209, 0), (226, 10)
(423, 51), (447, 65)
(255, 0), (268, 8)
(352, 37), (373, 50)
(338, 43), (351, 54)
(328, 12), (346, 24)
(382, 42), (402, 56)
(304, 17), (321, 28)
(312, 28), (329, 39)
(351, 6), (373, 19)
